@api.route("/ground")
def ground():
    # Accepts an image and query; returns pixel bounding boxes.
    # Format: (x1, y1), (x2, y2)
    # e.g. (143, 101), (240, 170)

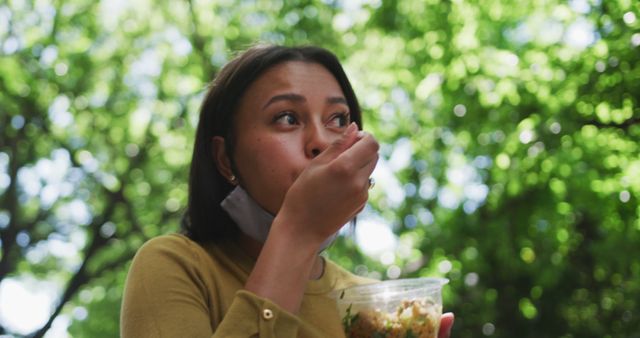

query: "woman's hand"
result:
(246, 123), (378, 313)
(438, 312), (455, 338)
(274, 122), (379, 248)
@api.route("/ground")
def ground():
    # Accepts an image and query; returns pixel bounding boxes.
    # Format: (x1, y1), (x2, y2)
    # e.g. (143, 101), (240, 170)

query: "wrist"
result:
(244, 217), (320, 313)
(270, 213), (326, 253)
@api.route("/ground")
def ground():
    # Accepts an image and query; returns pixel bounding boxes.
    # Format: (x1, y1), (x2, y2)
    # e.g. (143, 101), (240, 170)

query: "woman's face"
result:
(231, 61), (352, 214)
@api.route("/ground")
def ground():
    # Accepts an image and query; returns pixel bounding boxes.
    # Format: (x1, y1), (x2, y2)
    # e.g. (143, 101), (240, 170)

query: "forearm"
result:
(244, 218), (320, 314)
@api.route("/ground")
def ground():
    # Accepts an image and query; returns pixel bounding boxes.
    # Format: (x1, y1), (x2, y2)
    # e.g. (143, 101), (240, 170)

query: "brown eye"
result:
(274, 112), (298, 125)
(329, 112), (350, 128)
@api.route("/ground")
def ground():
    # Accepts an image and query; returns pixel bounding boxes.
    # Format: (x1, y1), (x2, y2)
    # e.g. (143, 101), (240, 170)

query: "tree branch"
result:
(186, 0), (215, 79)
(0, 115), (22, 283)
(585, 117), (640, 132)
(28, 186), (125, 338)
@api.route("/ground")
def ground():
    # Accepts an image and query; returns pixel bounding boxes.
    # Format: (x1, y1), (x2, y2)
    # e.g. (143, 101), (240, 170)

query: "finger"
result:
(342, 149), (377, 193)
(334, 132), (379, 169)
(316, 122), (359, 162)
(438, 312), (455, 338)
(353, 152), (378, 187)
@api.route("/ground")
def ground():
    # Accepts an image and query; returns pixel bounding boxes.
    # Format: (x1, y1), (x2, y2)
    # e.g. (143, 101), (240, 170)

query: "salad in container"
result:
(335, 277), (448, 338)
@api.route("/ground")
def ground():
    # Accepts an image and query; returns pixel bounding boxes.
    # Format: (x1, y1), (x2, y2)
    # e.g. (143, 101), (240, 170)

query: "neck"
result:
(237, 233), (325, 280)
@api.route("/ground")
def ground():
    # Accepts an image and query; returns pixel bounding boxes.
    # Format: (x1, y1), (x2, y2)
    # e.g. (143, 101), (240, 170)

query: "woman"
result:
(120, 44), (454, 337)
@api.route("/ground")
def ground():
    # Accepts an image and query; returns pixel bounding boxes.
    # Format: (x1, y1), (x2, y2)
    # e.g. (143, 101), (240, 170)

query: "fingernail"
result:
(344, 122), (356, 135)
(357, 131), (366, 138)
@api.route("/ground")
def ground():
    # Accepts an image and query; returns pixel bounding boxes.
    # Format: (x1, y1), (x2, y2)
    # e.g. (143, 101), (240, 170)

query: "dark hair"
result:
(181, 44), (363, 242)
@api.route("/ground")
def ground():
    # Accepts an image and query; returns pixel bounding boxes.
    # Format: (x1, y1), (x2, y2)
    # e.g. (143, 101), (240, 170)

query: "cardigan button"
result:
(262, 309), (274, 320)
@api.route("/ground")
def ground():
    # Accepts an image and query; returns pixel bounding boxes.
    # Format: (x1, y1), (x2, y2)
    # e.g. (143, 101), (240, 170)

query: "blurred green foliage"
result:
(0, 0), (638, 337)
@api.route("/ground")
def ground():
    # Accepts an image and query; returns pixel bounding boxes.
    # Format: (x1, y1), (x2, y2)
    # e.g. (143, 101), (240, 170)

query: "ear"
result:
(212, 136), (236, 184)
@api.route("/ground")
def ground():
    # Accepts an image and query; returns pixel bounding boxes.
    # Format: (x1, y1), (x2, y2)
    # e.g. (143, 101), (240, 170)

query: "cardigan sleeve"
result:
(120, 236), (302, 338)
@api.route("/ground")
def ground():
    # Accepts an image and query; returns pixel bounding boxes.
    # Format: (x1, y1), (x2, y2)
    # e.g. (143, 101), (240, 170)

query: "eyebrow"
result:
(327, 96), (348, 105)
(262, 93), (348, 110)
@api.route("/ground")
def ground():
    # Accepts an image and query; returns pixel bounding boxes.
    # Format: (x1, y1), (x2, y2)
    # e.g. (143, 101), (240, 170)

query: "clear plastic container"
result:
(335, 277), (448, 338)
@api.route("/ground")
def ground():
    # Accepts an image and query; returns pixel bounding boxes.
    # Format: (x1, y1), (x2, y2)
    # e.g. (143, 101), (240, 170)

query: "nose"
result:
(304, 124), (334, 158)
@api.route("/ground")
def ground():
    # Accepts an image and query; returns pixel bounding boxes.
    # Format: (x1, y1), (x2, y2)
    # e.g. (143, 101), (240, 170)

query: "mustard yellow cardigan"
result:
(120, 234), (372, 337)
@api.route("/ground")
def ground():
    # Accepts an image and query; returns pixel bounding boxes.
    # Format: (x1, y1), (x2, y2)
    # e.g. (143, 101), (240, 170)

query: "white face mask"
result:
(220, 186), (343, 252)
